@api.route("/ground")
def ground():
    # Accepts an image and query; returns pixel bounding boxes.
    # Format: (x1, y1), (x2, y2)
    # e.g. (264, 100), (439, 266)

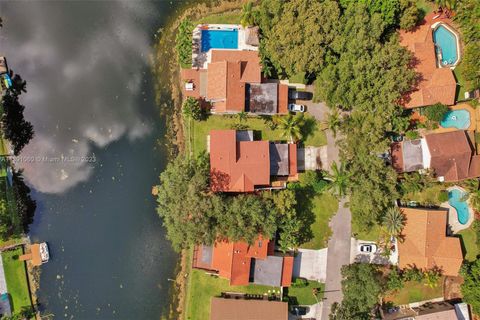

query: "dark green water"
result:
(0, 1), (183, 318)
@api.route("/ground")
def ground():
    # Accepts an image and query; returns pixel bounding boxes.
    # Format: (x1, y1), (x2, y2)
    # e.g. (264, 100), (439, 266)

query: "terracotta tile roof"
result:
(281, 256), (294, 287)
(278, 84), (289, 114)
(212, 241), (235, 279)
(398, 208), (463, 276)
(399, 13), (457, 108)
(288, 144), (298, 177)
(210, 50), (261, 83)
(245, 236), (269, 259)
(391, 142), (404, 172)
(206, 61), (246, 113)
(180, 68), (204, 99)
(210, 298), (288, 320)
(230, 242), (252, 286)
(210, 130), (270, 192)
(425, 131), (474, 181)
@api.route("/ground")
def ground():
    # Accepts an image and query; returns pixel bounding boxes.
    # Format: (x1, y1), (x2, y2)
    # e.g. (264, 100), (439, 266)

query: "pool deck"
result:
(441, 186), (474, 233)
(192, 24), (258, 69)
(413, 103), (477, 135)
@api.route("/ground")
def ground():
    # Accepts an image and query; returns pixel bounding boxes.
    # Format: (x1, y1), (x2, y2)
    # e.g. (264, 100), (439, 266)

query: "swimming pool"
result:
(440, 109), (470, 129)
(433, 24), (459, 66)
(448, 188), (470, 225)
(201, 29), (238, 52)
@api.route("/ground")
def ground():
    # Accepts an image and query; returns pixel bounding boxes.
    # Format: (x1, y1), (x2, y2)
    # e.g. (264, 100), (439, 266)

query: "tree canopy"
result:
(1, 92), (34, 156)
(332, 263), (382, 319)
(175, 18), (194, 68)
(461, 259), (480, 315)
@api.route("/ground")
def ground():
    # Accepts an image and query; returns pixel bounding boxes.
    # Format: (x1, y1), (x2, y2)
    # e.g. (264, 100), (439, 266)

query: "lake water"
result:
(0, 1), (181, 319)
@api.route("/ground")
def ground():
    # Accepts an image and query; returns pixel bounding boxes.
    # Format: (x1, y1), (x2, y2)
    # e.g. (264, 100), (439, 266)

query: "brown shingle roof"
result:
(400, 13), (457, 108)
(398, 208), (463, 276)
(210, 298), (288, 320)
(425, 131), (473, 181)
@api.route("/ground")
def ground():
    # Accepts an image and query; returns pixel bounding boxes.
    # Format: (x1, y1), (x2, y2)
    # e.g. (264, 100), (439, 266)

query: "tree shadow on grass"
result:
(291, 184), (316, 245)
(300, 116), (318, 146)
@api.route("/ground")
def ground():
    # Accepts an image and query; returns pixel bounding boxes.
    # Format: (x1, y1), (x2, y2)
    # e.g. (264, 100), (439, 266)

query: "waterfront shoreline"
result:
(152, 1), (246, 319)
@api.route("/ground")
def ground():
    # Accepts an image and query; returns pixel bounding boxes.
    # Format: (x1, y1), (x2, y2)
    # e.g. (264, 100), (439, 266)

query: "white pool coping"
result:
(431, 22), (461, 69)
(191, 24), (258, 69)
(440, 186), (474, 233)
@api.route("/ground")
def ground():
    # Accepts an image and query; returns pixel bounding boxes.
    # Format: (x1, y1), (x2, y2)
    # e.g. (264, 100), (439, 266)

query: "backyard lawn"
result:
(453, 62), (469, 102)
(195, 11), (242, 25)
(287, 279), (324, 305)
(300, 193), (338, 249)
(385, 278), (444, 305)
(2, 247), (32, 313)
(190, 114), (326, 156)
(185, 269), (279, 320)
(352, 222), (382, 242)
(458, 226), (479, 262)
(401, 185), (446, 207)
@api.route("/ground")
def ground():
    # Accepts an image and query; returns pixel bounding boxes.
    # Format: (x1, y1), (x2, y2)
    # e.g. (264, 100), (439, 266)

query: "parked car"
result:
(359, 243), (377, 253)
(290, 306), (309, 316)
(289, 90), (313, 100)
(288, 103), (305, 113)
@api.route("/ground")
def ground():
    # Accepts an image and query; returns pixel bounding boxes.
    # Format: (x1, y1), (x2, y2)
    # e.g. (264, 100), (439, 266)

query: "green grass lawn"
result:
(401, 184), (446, 207)
(195, 11), (242, 25)
(386, 278), (444, 305)
(300, 192), (338, 249)
(191, 115), (326, 156)
(352, 222), (382, 242)
(2, 247), (32, 313)
(185, 269), (279, 320)
(458, 227), (479, 262)
(287, 279), (324, 305)
(453, 62), (469, 102)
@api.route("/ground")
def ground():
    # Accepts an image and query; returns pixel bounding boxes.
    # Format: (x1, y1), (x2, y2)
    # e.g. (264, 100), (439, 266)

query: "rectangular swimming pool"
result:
(201, 29), (238, 52)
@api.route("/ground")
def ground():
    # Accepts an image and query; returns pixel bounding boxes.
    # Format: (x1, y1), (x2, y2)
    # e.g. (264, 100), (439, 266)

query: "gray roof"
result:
(236, 130), (254, 142)
(252, 256), (283, 287)
(402, 139), (425, 172)
(0, 293), (11, 317)
(200, 245), (213, 266)
(270, 143), (289, 176)
(247, 83), (278, 114)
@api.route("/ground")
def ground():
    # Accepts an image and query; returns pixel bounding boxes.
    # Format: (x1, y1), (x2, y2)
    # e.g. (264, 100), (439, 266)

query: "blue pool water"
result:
(433, 25), (458, 66)
(201, 29), (238, 52)
(448, 189), (470, 225)
(440, 109), (470, 129)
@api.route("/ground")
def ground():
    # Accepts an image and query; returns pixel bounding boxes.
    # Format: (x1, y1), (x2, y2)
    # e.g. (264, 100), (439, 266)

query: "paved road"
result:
(303, 92), (352, 320)
(318, 198), (351, 320)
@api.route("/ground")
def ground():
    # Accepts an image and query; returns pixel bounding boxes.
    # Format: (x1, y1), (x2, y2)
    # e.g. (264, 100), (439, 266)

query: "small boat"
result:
(39, 242), (50, 263)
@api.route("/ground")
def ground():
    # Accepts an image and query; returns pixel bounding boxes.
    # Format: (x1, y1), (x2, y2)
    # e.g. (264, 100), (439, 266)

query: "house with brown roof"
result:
(391, 130), (480, 182)
(210, 297), (288, 320)
(193, 236), (294, 287)
(398, 207), (463, 276)
(181, 49), (289, 114)
(209, 130), (298, 192)
(399, 13), (457, 108)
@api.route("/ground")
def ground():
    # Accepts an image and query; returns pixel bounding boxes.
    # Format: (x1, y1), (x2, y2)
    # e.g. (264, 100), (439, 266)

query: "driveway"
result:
(351, 238), (399, 265)
(293, 248), (328, 282)
(301, 88), (339, 172)
(319, 198), (352, 320)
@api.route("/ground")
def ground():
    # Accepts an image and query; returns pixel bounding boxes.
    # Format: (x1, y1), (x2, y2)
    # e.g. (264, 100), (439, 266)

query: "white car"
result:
(288, 103), (305, 113)
(359, 243), (377, 254)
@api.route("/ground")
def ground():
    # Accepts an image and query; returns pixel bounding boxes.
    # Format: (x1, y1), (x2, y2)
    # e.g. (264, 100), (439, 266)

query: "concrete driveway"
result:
(293, 248), (328, 282)
(351, 238), (399, 265)
(319, 198), (352, 320)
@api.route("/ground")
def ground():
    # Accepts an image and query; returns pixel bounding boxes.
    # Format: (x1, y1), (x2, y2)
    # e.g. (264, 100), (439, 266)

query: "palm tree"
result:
(324, 110), (341, 137)
(325, 161), (349, 197)
(383, 207), (405, 237)
(278, 114), (304, 142)
(240, 1), (255, 27)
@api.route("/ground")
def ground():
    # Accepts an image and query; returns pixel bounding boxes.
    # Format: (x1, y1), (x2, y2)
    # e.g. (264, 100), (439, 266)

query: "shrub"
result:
(386, 267), (404, 292)
(175, 18), (194, 68)
(403, 267), (424, 282)
(292, 277), (308, 288)
(424, 103), (449, 122)
(404, 130), (419, 140)
(437, 190), (449, 203)
(182, 97), (202, 120)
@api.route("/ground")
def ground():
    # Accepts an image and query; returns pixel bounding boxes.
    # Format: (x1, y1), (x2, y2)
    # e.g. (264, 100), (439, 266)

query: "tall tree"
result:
(278, 114), (304, 142)
(332, 263), (382, 320)
(325, 162), (350, 198)
(383, 207), (405, 237)
(1, 92), (34, 155)
(240, 1), (255, 27)
(461, 259), (480, 315)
